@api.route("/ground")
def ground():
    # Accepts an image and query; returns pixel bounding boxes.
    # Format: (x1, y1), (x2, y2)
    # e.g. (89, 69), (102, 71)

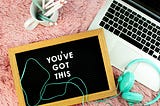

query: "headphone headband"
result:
(125, 58), (160, 105)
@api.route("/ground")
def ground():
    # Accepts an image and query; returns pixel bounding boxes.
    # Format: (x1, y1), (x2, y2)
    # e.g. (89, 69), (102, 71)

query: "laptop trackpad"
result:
(135, 63), (160, 91)
(109, 40), (141, 71)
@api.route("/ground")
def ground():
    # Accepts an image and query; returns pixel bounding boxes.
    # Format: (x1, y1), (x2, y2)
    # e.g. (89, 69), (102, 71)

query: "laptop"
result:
(89, 0), (160, 91)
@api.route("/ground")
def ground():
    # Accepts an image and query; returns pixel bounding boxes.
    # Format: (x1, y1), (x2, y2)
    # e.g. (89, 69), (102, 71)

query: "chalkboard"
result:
(9, 29), (117, 106)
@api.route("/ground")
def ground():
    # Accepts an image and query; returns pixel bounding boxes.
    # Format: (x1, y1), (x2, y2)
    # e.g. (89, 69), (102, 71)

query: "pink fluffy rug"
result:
(0, 0), (159, 105)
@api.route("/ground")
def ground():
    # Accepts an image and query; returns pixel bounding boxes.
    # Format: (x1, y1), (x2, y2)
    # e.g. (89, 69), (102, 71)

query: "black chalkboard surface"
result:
(8, 29), (116, 106)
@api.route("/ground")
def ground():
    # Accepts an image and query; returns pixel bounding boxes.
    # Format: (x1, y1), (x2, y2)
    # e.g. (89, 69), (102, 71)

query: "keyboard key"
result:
(153, 55), (158, 59)
(124, 17), (129, 22)
(118, 19), (123, 24)
(146, 42), (151, 47)
(132, 11), (137, 15)
(155, 48), (160, 53)
(148, 50), (154, 55)
(155, 42), (160, 47)
(138, 25), (143, 30)
(118, 3), (122, 7)
(146, 36), (151, 41)
(142, 46), (149, 53)
(123, 22), (128, 27)
(109, 26), (114, 32)
(157, 31), (160, 35)
(141, 33), (146, 38)
(132, 28), (137, 33)
(127, 25), (132, 30)
(143, 22), (148, 27)
(113, 0), (118, 4)
(148, 25), (153, 30)
(127, 8), (132, 13)
(137, 14), (142, 18)
(152, 34), (157, 39)
(111, 3), (116, 8)
(142, 17), (146, 21)
(102, 16), (109, 22)
(151, 39), (156, 44)
(118, 25), (123, 30)
(109, 20), (114, 25)
(120, 8), (125, 14)
(152, 28), (157, 33)
(113, 17), (119, 21)
(142, 28), (148, 33)
(122, 5), (127, 10)
(114, 29), (120, 35)
(99, 21), (105, 27)
(108, 8), (115, 14)
(106, 12), (114, 19)
(151, 23), (156, 27)
(133, 23), (138, 28)
(138, 19), (143, 24)
(122, 28), (127, 33)
(120, 14), (125, 20)
(136, 30), (142, 36)
(104, 24), (110, 29)
(129, 14), (134, 19)
(150, 45), (155, 50)
(146, 20), (151, 24)
(115, 12), (120, 17)
(136, 36), (141, 41)
(132, 34), (137, 39)
(147, 31), (152, 36)
(156, 26), (160, 30)
(141, 39), (146, 44)
(157, 36), (160, 42)
(115, 6), (120, 11)
(124, 11), (130, 16)
(134, 17), (139, 22)
(113, 23), (118, 28)
(129, 20), (134, 25)
(127, 31), (132, 36)
(119, 33), (143, 49)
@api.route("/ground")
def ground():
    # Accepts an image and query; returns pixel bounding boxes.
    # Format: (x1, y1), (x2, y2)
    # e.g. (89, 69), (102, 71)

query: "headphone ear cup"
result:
(118, 71), (135, 92)
(122, 92), (143, 103)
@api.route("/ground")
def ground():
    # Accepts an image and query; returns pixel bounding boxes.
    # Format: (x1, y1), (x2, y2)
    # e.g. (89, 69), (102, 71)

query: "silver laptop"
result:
(89, 0), (160, 91)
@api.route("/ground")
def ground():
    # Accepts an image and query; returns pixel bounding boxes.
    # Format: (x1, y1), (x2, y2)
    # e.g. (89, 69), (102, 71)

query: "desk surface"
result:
(0, 0), (159, 105)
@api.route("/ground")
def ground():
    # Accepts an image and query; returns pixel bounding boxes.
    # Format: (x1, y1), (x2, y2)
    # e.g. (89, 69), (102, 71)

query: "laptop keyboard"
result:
(99, 0), (160, 61)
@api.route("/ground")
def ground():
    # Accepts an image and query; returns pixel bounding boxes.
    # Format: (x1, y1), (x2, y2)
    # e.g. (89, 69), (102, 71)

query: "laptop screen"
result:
(125, 0), (160, 22)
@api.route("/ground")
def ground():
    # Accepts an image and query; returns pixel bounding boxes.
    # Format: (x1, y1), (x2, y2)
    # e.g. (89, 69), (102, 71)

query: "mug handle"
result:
(24, 18), (39, 30)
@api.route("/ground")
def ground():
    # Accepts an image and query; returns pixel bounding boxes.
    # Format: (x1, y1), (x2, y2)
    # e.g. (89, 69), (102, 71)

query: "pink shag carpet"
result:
(0, 0), (159, 105)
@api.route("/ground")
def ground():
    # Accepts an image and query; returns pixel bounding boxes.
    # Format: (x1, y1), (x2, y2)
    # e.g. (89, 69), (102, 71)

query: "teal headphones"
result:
(118, 58), (160, 106)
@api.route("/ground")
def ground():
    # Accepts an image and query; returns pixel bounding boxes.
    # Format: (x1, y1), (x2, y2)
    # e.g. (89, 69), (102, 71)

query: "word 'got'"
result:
(52, 62), (69, 71)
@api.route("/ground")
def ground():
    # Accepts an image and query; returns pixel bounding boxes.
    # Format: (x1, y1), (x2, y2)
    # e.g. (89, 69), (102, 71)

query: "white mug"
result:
(24, 0), (59, 30)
